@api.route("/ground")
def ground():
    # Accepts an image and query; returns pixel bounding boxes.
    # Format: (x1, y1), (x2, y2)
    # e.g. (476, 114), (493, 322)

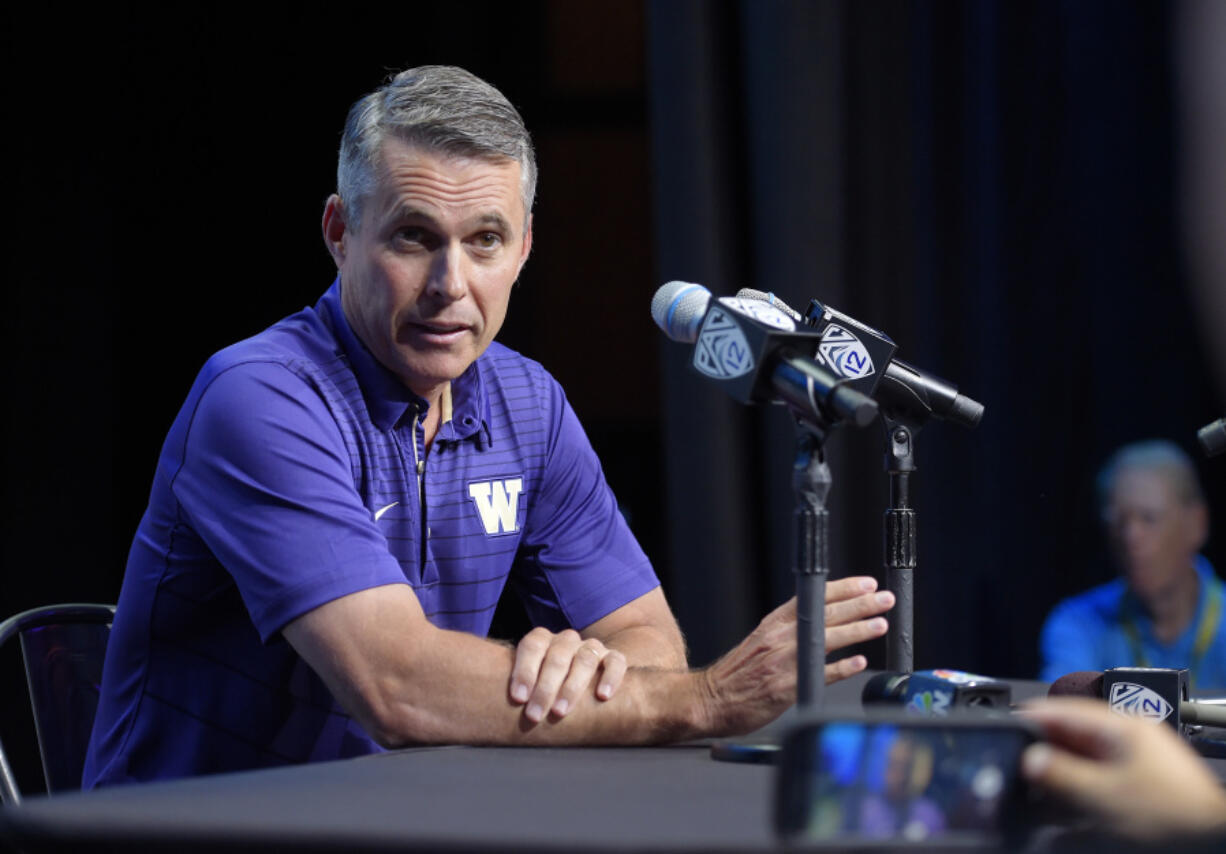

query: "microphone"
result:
(1048, 669), (1226, 729)
(736, 288), (984, 428)
(652, 281), (711, 343)
(862, 669), (1012, 714)
(651, 281), (878, 430)
(1197, 418), (1226, 458)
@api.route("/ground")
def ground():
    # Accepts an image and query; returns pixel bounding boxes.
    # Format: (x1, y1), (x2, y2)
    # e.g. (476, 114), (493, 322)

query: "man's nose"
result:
(426, 243), (467, 301)
(1117, 517), (1148, 549)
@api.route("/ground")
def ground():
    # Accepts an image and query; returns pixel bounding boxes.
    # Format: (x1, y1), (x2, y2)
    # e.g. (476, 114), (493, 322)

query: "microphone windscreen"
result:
(651, 281), (710, 343)
(1047, 671), (1104, 698)
(734, 288), (803, 323)
(861, 671), (909, 704)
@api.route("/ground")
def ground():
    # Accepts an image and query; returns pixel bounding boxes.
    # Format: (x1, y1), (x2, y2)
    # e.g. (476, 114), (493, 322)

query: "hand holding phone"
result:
(1021, 698), (1226, 841)
(774, 712), (1038, 847)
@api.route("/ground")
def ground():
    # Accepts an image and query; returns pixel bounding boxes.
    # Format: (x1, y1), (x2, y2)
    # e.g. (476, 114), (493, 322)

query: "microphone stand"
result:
(883, 414), (919, 673)
(709, 416), (838, 763)
(794, 426), (831, 709)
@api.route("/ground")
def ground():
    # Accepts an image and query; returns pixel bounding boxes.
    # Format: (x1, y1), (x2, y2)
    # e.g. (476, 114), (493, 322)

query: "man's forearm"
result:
(600, 624), (688, 670)
(580, 586), (688, 669)
(358, 623), (706, 747)
(287, 579), (892, 749)
(286, 587), (708, 748)
(370, 595), (807, 746)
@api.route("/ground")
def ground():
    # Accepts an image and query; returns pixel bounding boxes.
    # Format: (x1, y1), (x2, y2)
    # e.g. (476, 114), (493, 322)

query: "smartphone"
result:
(774, 712), (1039, 848)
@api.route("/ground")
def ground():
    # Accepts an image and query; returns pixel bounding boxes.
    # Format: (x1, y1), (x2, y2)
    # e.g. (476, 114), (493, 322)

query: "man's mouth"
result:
(401, 320), (472, 344)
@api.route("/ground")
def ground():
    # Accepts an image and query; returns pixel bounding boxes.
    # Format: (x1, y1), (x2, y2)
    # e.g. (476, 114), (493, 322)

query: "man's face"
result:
(324, 138), (532, 401)
(1104, 468), (1206, 602)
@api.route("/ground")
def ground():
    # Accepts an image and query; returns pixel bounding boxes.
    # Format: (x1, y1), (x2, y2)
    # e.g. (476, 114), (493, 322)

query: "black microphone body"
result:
(862, 669), (1012, 714)
(878, 357), (985, 428)
(652, 282), (877, 430)
(736, 288), (984, 428)
(1197, 418), (1226, 458)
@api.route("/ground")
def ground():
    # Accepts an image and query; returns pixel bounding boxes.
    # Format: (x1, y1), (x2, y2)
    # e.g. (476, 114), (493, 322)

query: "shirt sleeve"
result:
(1038, 599), (1103, 683)
(509, 376), (660, 631)
(170, 359), (408, 641)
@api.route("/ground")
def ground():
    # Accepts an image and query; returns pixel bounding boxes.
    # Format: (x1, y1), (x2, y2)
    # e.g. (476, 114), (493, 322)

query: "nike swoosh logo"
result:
(374, 501), (400, 521)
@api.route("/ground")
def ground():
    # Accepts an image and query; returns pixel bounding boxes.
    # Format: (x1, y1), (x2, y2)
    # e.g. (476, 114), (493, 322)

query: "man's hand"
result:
(1020, 698), (1226, 840)
(509, 628), (627, 722)
(507, 587), (687, 723)
(698, 576), (893, 736)
(821, 576), (895, 681)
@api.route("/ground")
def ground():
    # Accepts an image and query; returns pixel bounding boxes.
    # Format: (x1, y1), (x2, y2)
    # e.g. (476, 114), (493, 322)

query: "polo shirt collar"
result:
(437, 368), (487, 443)
(318, 277), (489, 441)
(1121, 555), (1220, 640)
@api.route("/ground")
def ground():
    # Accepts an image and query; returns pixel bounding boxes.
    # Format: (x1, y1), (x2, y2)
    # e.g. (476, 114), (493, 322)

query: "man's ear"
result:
(1186, 501), (1210, 554)
(516, 213), (533, 276)
(322, 194), (349, 267)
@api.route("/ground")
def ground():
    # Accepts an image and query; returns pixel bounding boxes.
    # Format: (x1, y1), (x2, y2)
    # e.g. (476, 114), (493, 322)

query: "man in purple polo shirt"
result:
(84, 66), (894, 785)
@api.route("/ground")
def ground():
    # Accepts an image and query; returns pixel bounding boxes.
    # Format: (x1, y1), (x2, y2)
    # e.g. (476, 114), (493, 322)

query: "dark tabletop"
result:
(0, 673), (1220, 854)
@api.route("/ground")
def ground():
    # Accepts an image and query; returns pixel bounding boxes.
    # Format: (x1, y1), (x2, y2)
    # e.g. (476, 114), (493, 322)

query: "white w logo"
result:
(468, 478), (524, 535)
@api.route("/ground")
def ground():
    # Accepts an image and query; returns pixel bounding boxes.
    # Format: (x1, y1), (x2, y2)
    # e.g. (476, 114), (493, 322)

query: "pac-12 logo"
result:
(817, 324), (875, 379)
(1108, 681), (1174, 723)
(468, 478), (523, 535)
(693, 307), (755, 379)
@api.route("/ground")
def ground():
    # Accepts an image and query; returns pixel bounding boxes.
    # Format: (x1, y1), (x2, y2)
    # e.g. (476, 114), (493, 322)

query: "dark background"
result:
(2, 0), (1223, 790)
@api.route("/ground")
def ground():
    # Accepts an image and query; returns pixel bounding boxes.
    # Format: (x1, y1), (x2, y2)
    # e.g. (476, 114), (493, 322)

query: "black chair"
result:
(0, 603), (115, 804)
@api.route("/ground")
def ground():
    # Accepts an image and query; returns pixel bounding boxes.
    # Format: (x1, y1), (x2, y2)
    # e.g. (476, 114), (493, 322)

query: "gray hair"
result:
(1097, 439), (1207, 512)
(336, 65), (536, 231)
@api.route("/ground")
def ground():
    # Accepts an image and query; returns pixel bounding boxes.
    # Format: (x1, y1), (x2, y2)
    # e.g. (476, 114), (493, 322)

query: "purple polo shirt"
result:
(83, 279), (659, 786)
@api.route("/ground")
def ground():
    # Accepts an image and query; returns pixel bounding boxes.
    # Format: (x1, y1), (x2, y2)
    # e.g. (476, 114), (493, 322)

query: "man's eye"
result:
(394, 227), (426, 244)
(475, 232), (502, 249)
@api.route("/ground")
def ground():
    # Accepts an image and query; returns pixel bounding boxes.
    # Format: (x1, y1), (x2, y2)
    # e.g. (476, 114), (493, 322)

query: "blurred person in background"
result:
(1039, 440), (1226, 692)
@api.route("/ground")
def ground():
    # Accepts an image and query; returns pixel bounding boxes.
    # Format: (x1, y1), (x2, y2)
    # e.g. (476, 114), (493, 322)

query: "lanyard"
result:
(1121, 576), (1223, 692)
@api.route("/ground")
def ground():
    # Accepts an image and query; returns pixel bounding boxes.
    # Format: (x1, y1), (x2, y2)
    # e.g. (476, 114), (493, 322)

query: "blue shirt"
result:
(84, 280), (660, 785)
(1039, 557), (1226, 693)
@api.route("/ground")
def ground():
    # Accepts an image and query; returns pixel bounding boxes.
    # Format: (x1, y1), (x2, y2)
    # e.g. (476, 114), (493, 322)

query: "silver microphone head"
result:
(651, 281), (711, 343)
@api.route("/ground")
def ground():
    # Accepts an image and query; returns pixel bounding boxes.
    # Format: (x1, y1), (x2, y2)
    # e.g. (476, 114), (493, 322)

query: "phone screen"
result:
(775, 716), (1035, 846)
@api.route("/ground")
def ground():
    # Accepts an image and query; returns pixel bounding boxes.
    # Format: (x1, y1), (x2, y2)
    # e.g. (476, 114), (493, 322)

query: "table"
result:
(0, 673), (1220, 853)
(2, 741), (781, 852)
